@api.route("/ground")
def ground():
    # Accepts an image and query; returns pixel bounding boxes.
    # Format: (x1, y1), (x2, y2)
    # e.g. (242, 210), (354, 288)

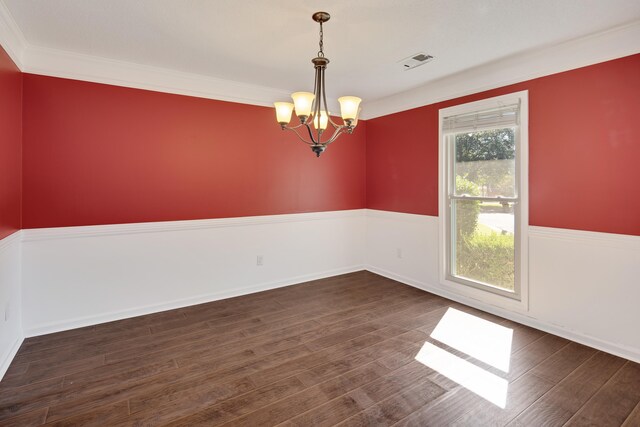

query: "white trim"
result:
(22, 45), (291, 108)
(0, 231), (23, 381)
(438, 91), (529, 311)
(22, 209), (365, 242)
(529, 225), (640, 250)
(0, 334), (24, 379)
(0, 0), (26, 69)
(0, 0), (638, 115)
(0, 0), (289, 108)
(365, 208), (435, 223)
(363, 21), (640, 119)
(365, 265), (640, 364)
(0, 230), (21, 253)
(24, 264), (364, 337)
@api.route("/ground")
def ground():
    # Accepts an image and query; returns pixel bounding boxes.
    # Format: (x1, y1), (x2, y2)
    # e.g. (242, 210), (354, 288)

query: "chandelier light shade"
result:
(274, 11), (362, 157)
(291, 92), (315, 119)
(274, 102), (295, 124)
(338, 96), (361, 121)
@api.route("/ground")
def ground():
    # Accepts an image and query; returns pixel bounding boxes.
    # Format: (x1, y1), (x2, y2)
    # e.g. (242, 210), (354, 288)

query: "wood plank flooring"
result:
(1, 271), (638, 426)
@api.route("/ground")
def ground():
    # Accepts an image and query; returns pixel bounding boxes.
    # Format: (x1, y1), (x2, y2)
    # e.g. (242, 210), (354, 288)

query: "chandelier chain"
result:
(318, 21), (324, 57)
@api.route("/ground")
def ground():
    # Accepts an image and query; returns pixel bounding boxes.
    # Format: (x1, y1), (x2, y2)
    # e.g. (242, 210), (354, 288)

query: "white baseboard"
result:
(25, 264), (364, 337)
(365, 265), (640, 364)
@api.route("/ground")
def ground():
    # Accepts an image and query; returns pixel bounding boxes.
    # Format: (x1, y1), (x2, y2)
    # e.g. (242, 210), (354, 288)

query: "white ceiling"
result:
(3, 0), (640, 106)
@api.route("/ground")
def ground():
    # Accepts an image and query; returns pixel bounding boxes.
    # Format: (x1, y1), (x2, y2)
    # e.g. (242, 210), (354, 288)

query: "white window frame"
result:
(438, 91), (529, 312)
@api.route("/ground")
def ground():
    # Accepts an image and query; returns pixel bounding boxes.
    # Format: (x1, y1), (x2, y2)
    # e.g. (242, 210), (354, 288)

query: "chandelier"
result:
(274, 12), (362, 157)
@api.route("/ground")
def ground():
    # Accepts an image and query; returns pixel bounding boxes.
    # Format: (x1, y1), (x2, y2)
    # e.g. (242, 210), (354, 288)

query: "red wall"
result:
(22, 75), (366, 228)
(14, 54), (640, 235)
(367, 54), (640, 236)
(0, 46), (22, 239)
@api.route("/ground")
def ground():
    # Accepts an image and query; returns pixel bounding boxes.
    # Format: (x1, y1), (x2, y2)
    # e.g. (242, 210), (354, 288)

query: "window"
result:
(439, 92), (528, 308)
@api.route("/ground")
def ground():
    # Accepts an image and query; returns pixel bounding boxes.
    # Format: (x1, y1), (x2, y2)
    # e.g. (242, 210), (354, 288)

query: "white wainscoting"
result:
(21, 210), (366, 337)
(0, 231), (23, 379)
(7, 207), (640, 378)
(364, 209), (640, 363)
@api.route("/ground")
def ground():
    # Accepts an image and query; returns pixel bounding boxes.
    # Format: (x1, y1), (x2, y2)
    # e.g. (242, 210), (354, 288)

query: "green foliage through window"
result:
(455, 129), (516, 197)
(456, 231), (514, 290)
(452, 128), (516, 290)
(455, 128), (515, 162)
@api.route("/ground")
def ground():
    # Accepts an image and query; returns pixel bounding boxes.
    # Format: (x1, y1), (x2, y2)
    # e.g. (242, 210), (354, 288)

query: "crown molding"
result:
(362, 20), (640, 119)
(0, 0), (26, 69)
(21, 45), (292, 107)
(0, 0), (290, 108)
(1, 0), (639, 115)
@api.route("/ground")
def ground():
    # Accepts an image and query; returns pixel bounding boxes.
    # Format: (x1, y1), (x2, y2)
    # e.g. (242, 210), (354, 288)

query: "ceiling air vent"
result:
(399, 53), (434, 71)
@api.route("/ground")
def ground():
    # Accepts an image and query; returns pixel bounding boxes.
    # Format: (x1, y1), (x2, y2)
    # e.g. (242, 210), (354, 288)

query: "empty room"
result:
(1, 1), (639, 426)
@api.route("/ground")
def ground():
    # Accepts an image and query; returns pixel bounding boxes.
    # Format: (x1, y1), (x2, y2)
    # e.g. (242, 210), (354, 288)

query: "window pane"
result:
(454, 128), (515, 198)
(453, 200), (515, 291)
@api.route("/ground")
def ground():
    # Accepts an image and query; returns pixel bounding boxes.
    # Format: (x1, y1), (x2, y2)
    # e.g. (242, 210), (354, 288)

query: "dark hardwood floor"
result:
(1, 271), (639, 426)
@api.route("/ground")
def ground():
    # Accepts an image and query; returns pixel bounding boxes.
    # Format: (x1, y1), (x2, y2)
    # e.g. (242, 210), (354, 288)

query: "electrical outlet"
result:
(396, 248), (403, 259)
(257, 255), (264, 266)
(4, 302), (9, 322)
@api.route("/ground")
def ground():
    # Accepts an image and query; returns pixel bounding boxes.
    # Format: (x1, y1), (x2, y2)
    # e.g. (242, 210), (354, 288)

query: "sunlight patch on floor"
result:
(415, 307), (514, 408)
(430, 308), (513, 372)
(415, 341), (509, 408)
